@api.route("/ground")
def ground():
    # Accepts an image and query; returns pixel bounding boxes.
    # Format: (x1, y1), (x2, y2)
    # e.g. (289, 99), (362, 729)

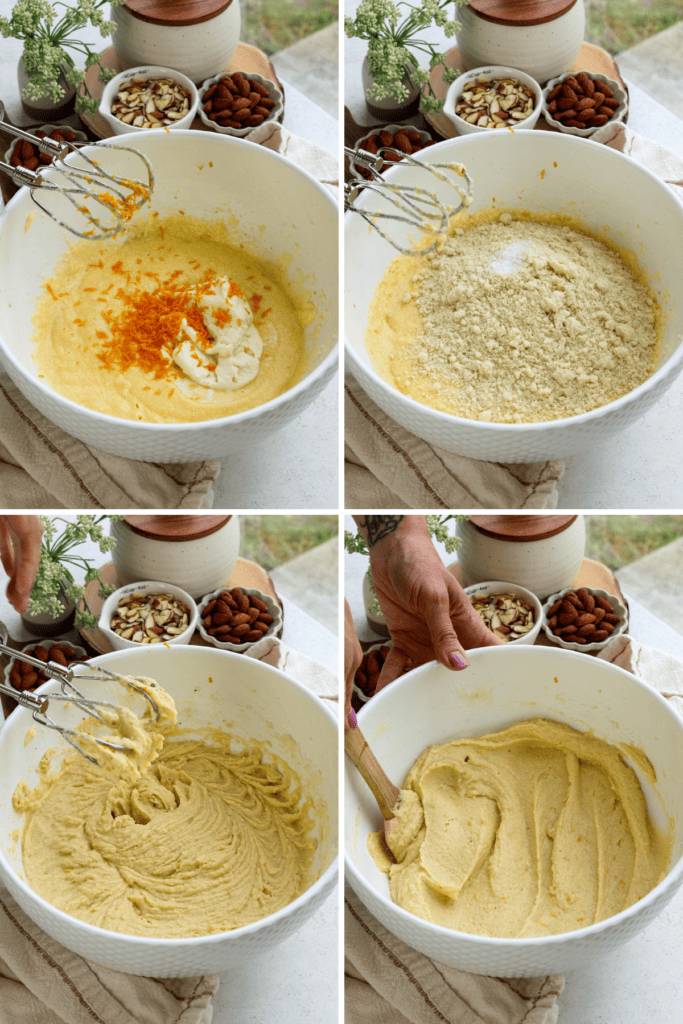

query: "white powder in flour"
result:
(383, 213), (658, 423)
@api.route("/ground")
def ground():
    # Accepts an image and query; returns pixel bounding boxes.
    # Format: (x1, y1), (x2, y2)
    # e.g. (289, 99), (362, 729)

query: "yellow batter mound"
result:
(13, 675), (316, 938)
(31, 214), (307, 423)
(369, 718), (669, 938)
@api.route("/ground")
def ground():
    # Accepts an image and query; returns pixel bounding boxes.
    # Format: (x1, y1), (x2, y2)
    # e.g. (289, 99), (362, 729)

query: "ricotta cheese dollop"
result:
(172, 277), (263, 390)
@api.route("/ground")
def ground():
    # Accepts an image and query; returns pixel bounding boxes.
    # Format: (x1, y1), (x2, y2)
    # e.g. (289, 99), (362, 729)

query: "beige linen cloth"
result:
(346, 633), (683, 1023)
(345, 377), (563, 509)
(0, 639), (336, 1022)
(345, 125), (683, 510)
(0, 129), (338, 510)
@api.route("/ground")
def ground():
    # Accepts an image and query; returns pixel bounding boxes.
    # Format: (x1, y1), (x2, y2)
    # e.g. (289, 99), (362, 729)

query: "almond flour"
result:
(368, 212), (659, 423)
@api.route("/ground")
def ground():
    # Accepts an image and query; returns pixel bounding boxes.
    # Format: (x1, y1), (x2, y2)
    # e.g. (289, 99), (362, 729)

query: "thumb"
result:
(424, 597), (469, 671)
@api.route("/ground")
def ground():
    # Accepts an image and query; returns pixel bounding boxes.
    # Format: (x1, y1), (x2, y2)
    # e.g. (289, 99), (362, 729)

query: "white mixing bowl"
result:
(0, 645), (338, 976)
(345, 645), (683, 975)
(0, 130), (338, 462)
(345, 130), (683, 462)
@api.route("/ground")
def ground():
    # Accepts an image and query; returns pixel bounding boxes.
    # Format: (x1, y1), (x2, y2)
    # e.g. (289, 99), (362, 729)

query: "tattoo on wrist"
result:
(358, 516), (404, 548)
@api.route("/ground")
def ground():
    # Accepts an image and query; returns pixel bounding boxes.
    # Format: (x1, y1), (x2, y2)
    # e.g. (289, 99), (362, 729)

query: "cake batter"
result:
(31, 214), (307, 423)
(13, 674), (317, 938)
(369, 718), (669, 937)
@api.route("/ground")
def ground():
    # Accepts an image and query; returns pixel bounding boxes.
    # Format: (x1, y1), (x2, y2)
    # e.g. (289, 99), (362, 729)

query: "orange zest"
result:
(93, 267), (261, 381)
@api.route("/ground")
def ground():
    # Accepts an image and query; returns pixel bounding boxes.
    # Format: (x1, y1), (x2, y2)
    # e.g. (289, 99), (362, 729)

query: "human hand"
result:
(0, 516), (43, 614)
(361, 516), (501, 692)
(344, 599), (362, 729)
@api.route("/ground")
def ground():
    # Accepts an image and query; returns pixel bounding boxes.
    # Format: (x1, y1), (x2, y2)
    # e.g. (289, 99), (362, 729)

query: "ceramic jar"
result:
(110, 515), (240, 599)
(455, 0), (585, 85)
(17, 55), (76, 122)
(110, 0), (241, 84)
(454, 515), (586, 599)
(21, 582), (75, 637)
(362, 56), (421, 121)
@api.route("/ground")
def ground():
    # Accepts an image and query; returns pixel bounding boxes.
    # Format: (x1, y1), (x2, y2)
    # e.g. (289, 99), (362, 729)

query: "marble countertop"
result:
(0, 4), (339, 510)
(0, 518), (339, 1024)
(344, 514), (683, 1021)
(345, 0), (683, 509)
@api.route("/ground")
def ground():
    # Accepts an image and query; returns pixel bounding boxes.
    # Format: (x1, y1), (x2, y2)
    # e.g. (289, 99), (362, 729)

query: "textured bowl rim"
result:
(444, 65), (543, 134)
(196, 584), (282, 650)
(98, 579), (198, 647)
(540, 586), (628, 651)
(196, 71), (283, 136)
(344, 129), (683, 435)
(0, 645), (339, 947)
(345, 646), (683, 950)
(464, 579), (543, 644)
(541, 71), (628, 137)
(0, 129), (338, 436)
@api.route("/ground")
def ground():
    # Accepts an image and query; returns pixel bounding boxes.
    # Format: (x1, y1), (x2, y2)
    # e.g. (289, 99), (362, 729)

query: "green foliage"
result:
(239, 516), (338, 570)
(585, 0), (683, 55)
(344, 0), (466, 112)
(0, 0), (122, 112)
(29, 515), (119, 629)
(585, 515), (683, 571)
(242, 0), (337, 55)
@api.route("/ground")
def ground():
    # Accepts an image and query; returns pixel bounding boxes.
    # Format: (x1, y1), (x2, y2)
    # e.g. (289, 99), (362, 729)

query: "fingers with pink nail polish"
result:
(451, 651), (469, 669)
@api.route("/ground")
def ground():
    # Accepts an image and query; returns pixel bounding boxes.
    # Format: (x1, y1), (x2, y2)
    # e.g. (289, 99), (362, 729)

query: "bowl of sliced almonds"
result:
(98, 581), (198, 650)
(465, 580), (542, 645)
(443, 65), (543, 135)
(99, 66), (199, 136)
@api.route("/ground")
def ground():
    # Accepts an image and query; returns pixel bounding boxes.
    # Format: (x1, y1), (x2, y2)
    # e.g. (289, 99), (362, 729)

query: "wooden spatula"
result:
(345, 724), (401, 841)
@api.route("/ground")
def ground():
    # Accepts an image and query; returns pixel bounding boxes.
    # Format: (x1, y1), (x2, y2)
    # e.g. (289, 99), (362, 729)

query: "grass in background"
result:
(239, 515), (338, 570)
(240, 0), (337, 54)
(585, 515), (683, 570)
(585, 0), (683, 54)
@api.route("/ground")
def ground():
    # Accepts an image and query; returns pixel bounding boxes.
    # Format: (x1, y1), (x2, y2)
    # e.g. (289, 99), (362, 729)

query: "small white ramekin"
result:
(542, 71), (627, 137)
(196, 586), (282, 651)
(98, 66), (199, 135)
(541, 586), (628, 651)
(465, 581), (543, 646)
(197, 72), (283, 137)
(98, 581), (198, 650)
(443, 65), (543, 135)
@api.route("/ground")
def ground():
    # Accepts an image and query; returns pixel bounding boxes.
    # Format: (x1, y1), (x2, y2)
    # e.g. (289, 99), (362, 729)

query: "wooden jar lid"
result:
(467, 0), (579, 27)
(123, 0), (234, 27)
(469, 515), (577, 542)
(123, 515), (232, 541)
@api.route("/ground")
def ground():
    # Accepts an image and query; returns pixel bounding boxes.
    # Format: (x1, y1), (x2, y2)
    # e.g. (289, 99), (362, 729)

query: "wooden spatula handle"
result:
(345, 725), (400, 820)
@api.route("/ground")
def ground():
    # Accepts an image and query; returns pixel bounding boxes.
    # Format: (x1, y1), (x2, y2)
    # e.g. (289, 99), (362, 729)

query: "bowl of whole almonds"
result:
(99, 581), (198, 650)
(542, 586), (627, 651)
(197, 586), (282, 651)
(443, 66), (542, 135)
(197, 71), (283, 136)
(542, 71), (627, 137)
(465, 581), (542, 645)
(99, 66), (198, 135)
(352, 126), (434, 179)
